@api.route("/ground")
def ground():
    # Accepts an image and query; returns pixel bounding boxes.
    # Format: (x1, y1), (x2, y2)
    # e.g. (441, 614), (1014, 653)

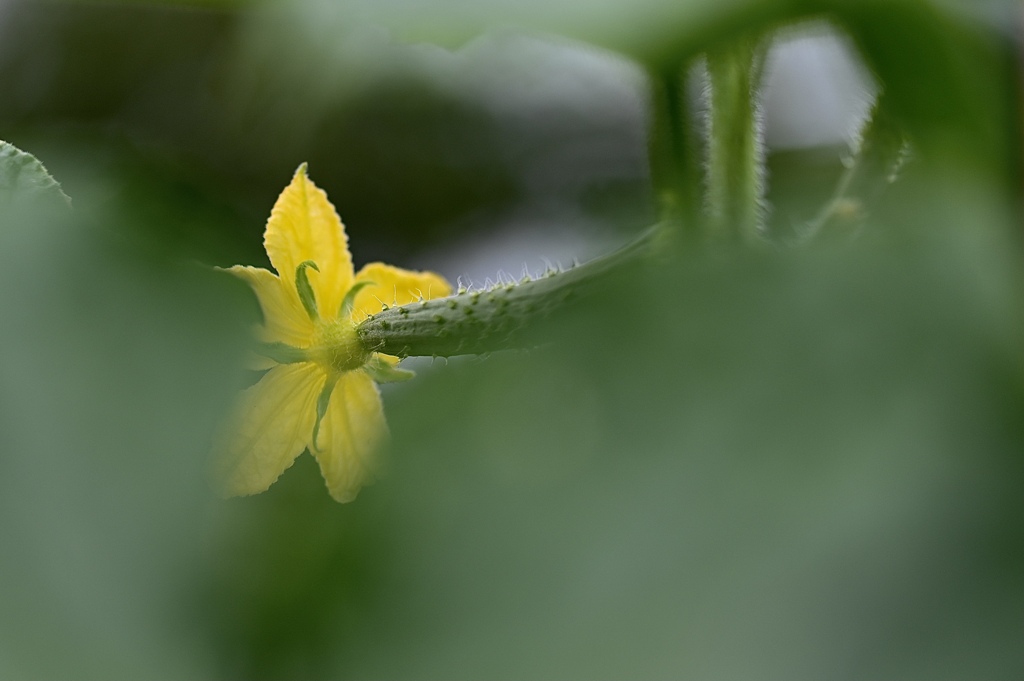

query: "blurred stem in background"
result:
(806, 90), (909, 240)
(705, 34), (769, 244)
(647, 63), (699, 239)
(648, 32), (773, 246)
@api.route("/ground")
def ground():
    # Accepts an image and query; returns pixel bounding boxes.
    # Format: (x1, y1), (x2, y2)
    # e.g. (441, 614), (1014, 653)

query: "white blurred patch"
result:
(761, 25), (877, 150)
(414, 206), (615, 291)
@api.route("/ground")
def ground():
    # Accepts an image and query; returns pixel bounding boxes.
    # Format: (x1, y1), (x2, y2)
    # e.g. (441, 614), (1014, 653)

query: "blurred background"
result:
(0, 0), (1021, 679)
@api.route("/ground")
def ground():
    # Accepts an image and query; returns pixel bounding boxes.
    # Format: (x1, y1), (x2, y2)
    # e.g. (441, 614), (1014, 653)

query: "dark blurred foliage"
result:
(0, 0), (653, 268)
(0, 0), (1022, 679)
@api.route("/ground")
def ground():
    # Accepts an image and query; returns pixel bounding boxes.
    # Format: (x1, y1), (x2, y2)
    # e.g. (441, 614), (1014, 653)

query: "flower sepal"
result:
(339, 280), (375, 319)
(364, 356), (416, 383)
(255, 341), (310, 365)
(295, 260), (321, 320)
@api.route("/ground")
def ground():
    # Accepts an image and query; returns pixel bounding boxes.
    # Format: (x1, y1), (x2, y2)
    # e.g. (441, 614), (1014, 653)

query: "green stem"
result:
(356, 227), (661, 358)
(806, 91), (909, 238)
(648, 64), (702, 239)
(648, 67), (686, 225)
(705, 37), (768, 243)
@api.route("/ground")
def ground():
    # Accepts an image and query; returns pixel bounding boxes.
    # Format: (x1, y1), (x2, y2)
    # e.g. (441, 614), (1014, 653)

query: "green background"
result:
(0, 1), (1021, 678)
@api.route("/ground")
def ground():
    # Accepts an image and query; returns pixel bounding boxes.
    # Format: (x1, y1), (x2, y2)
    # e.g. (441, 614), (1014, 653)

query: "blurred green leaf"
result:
(0, 205), (250, 680)
(268, 0), (787, 67)
(0, 140), (70, 207)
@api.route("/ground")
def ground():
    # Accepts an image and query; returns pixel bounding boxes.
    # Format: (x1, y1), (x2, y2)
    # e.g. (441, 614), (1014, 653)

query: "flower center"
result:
(310, 318), (370, 373)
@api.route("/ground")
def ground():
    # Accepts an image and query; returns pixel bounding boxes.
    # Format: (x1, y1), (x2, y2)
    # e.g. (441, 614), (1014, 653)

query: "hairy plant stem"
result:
(806, 91), (909, 239)
(357, 227), (661, 358)
(648, 64), (701, 237)
(705, 37), (768, 243)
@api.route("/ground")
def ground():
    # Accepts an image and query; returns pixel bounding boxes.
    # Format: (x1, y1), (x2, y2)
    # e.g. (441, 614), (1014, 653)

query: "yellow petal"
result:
(213, 363), (325, 497)
(311, 369), (387, 503)
(350, 261), (452, 320)
(224, 265), (314, 348)
(264, 164), (354, 319)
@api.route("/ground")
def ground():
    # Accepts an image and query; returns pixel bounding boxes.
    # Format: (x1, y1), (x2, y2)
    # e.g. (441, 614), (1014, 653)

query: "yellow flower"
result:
(214, 164), (451, 502)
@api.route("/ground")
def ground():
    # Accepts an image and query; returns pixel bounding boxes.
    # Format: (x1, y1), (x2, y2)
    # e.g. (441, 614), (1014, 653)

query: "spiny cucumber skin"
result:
(356, 270), (580, 358)
(356, 227), (658, 358)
